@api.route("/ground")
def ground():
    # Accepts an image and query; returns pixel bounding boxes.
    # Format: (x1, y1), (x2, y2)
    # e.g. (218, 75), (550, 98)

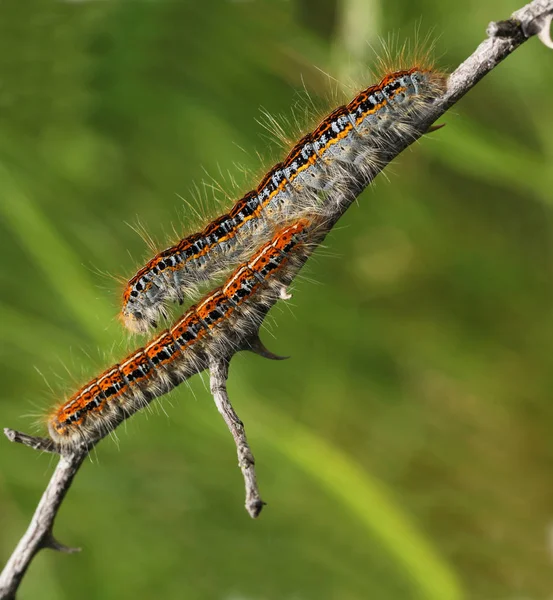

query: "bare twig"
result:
(3, 429), (58, 454)
(1, 1), (552, 597)
(0, 451), (86, 600)
(209, 356), (265, 518)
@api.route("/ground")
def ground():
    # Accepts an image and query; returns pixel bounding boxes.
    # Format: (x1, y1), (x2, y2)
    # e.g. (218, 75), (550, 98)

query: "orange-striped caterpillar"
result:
(121, 64), (446, 334)
(48, 219), (314, 448)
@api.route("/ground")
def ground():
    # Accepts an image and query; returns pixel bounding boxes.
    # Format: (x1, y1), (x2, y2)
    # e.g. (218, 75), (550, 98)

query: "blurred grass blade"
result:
(423, 121), (553, 204)
(332, 0), (381, 82)
(0, 164), (114, 345)
(250, 402), (464, 600)
(0, 303), (79, 357)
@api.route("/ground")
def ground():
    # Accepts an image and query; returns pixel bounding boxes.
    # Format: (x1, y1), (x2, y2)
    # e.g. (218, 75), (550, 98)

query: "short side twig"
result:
(3, 429), (58, 455)
(209, 356), (265, 518)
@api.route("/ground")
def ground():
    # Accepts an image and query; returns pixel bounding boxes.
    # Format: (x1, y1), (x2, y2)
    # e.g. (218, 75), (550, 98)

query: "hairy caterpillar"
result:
(121, 64), (446, 334)
(48, 219), (314, 448)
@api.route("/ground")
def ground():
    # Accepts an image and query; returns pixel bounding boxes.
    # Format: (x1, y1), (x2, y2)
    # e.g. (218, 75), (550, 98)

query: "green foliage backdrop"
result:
(1, 1), (552, 598)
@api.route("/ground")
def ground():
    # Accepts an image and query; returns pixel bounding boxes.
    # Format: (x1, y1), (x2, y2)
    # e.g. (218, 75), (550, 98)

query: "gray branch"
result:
(1, 1), (552, 598)
(0, 449), (87, 600)
(208, 356), (265, 518)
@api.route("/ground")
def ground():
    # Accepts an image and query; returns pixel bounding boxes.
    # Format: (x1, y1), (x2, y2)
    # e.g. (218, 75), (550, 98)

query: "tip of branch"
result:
(425, 123), (446, 134)
(4, 428), (16, 442)
(246, 335), (289, 361)
(4, 428), (59, 454)
(246, 498), (266, 519)
(43, 533), (81, 554)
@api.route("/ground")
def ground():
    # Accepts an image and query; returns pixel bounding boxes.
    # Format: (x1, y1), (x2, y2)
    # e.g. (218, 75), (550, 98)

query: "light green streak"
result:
(0, 303), (79, 356)
(332, 0), (382, 83)
(0, 164), (113, 345)
(422, 121), (553, 205)
(248, 401), (464, 600)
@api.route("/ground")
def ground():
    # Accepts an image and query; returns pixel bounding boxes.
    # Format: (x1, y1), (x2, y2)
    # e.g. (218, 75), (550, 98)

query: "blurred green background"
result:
(1, 0), (553, 598)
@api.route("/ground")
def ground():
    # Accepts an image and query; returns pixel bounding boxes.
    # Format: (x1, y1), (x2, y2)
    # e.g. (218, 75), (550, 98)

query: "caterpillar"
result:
(121, 63), (446, 334)
(48, 219), (314, 449)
